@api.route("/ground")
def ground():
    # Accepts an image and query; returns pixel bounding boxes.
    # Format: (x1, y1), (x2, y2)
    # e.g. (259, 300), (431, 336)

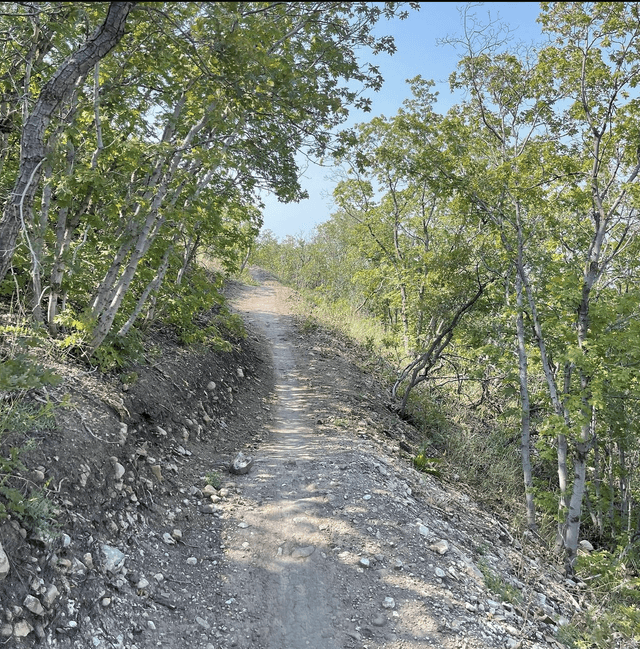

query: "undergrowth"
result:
(0, 322), (62, 531)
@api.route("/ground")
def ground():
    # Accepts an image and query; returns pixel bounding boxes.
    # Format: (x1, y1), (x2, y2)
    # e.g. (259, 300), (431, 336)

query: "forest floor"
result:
(0, 269), (601, 648)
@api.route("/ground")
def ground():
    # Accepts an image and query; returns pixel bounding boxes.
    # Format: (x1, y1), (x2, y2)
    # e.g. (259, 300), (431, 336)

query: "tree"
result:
(0, 1), (419, 357)
(0, 1), (135, 282)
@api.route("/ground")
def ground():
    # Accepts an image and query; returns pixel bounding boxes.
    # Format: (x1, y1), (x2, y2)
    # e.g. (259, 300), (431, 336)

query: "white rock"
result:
(382, 597), (395, 609)
(113, 462), (125, 481)
(101, 544), (125, 572)
(42, 584), (59, 608)
(435, 567), (446, 578)
(13, 620), (33, 637)
(429, 540), (449, 555)
(359, 557), (370, 568)
(186, 557), (197, 565)
(0, 542), (9, 580)
(579, 539), (594, 552)
(23, 595), (45, 616)
(236, 368), (244, 378)
(206, 381), (216, 391)
(163, 532), (176, 545)
(418, 524), (429, 537)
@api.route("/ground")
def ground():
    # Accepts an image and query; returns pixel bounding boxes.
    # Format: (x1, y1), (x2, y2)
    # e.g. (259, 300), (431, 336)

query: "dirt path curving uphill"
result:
(216, 271), (576, 649)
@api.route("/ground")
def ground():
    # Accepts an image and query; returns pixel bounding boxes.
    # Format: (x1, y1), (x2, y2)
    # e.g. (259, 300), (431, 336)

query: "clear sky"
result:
(260, 1), (545, 239)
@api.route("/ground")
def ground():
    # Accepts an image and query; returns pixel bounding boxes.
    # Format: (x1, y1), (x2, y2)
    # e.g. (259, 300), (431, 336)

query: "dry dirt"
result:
(0, 269), (593, 648)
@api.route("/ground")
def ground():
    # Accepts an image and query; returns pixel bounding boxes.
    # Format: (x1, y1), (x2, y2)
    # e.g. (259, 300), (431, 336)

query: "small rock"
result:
(172, 529), (183, 541)
(363, 494), (372, 500)
(359, 557), (370, 568)
(0, 542), (9, 580)
(13, 620), (33, 637)
(42, 584), (59, 608)
(372, 614), (386, 627)
(147, 620), (156, 631)
(206, 381), (216, 391)
(429, 540), (449, 555)
(110, 457), (125, 481)
(83, 553), (94, 569)
(150, 465), (163, 482)
(418, 524), (429, 537)
(101, 598), (111, 607)
(238, 522), (250, 529)
(101, 544), (126, 572)
(579, 539), (594, 552)
(0, 624), (11, 638)
(236, 368), (244, 378)
(23, 595), (45, 616)
(291, 546), (315, 559)
(137, 577), (149, 590)
(435, 567), (446, 578)
(392, 558), (403, 570)
(196, 616), (211, 629)
(186, 557), (197, 566)
(32, 469), (45, 483)
(230, 452), (254, 475)
(382, 597), (395, 609)
(163, 532), (176, 545)
(202, 484), (217, 497)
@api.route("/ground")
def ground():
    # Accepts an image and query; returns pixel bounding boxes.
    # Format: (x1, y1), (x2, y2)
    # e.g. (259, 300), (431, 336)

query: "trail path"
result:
(216, 272), (573, 649)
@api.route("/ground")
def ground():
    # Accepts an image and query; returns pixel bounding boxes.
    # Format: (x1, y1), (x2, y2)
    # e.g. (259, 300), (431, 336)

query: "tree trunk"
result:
(117, 244), (172, 337)
(0, 2), (135, 282)
(515, 269), (537, 531)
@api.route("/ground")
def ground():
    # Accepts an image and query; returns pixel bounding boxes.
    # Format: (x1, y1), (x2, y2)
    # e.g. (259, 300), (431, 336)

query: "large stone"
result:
(230, 452), (254, 475)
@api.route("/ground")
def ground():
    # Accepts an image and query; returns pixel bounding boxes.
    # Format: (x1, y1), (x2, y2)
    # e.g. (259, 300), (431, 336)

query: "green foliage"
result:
(477, 559), (522, 605)
(412, 449), (442, 477)
(204, 470), (222, 490)
(0, 408), (58, 531)
(90, 329), (145, 372)
(0, 326), (62, 393)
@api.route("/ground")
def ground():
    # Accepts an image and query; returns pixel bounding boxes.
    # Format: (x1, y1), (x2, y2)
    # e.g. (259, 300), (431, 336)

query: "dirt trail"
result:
(215, 272), (578, 649)
(227, 273), (349, 648)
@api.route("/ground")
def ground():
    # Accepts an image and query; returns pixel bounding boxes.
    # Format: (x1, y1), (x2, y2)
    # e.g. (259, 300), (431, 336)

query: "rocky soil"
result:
(0, 269), (600, 648)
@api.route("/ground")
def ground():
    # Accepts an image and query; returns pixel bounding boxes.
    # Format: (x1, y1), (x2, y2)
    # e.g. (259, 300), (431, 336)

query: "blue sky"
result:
(260, 1), (545, 239)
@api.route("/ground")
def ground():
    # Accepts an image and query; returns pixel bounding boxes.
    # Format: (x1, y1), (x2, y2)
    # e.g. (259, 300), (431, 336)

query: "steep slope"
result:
(0, 271), (587, 648)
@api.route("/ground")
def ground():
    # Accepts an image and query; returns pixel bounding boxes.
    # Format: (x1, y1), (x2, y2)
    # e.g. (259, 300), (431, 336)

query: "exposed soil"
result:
(0, 270), (594, 648)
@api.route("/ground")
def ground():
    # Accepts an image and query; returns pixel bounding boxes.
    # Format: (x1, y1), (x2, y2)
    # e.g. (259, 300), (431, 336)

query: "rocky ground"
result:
(0, 269), (604, 648)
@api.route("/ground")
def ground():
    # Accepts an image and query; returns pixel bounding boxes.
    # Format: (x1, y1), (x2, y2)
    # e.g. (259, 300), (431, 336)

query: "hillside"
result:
(0, 271), (595, 648)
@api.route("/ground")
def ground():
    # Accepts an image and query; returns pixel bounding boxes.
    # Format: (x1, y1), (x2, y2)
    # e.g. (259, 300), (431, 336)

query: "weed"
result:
(413, 448), (443, 478)
(204, 470), (222, 489)
(0, 325), (61, 531)
(478, 559), (522, 604)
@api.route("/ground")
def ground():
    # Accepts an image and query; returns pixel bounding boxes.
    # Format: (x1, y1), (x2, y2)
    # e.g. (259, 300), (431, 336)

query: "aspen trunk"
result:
(515, 269), (537, 531)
